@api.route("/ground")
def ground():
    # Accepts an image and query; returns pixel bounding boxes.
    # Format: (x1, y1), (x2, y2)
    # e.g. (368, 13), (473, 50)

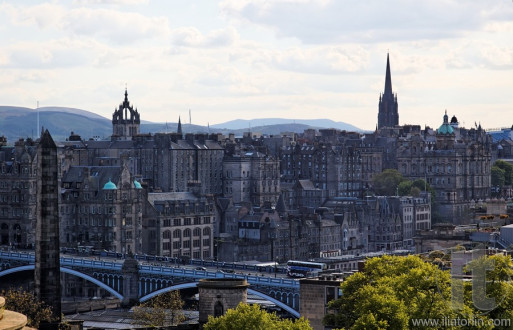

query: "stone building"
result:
(60, 158), (144, 254)
(0, 138), (38, 248)
(143, 191), (216, 259)
(396, 113), (492, 223)
(300, 274), (344, 330)
(223, 150), (280, 207)
(61, 90), (225, 195)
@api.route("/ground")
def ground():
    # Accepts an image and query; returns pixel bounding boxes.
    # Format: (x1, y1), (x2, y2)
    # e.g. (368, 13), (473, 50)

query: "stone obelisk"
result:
(35, 129), (61, 327)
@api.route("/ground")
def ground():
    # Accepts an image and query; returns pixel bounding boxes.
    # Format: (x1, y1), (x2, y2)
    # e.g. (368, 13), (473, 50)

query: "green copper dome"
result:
(134, 180), (142, 189)
(103, 178), (117, 190)
(437, 111), (454, 135)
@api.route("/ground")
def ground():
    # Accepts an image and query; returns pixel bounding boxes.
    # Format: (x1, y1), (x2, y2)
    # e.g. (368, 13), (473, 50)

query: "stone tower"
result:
(197, 278), (249, 323)
(112, 89), (140, 140)
(35, 129), (61, 325)
(377, 53), (399, 129)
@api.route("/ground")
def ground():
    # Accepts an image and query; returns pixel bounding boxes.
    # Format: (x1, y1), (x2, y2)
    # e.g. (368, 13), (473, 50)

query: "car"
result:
(195, 266), (207, 271)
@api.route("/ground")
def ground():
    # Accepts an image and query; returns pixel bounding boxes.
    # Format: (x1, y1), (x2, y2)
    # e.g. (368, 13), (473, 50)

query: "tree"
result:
(492, 166), (506, 192)
(204, 303), (312, 330)
(1, 287), (58, 328)
(494, 160), (513, 186)
(372, 169), (406, 196)
(323, 255), (509, 329)
(132, 290), (186, 327)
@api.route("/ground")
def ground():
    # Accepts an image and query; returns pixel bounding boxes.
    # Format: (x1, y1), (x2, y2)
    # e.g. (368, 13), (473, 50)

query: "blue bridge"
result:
(0, 251), (301, 317)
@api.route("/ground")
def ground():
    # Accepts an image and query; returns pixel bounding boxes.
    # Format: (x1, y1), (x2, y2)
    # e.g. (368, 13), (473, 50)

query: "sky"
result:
(1, 0), (513, 131)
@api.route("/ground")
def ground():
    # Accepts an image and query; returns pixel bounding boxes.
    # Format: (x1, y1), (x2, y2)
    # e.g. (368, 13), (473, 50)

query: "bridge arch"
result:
(0, 265), (123, 300)
(139, 282), (300, 318)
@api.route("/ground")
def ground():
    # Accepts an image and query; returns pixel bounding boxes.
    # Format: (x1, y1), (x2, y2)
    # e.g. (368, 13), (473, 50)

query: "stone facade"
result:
(299, 275), (344, 330)
(143, 192), (216, 259)
(60, 159), (144, 254)
(197, 278), (249, 323)
(35, 130), (62, 321)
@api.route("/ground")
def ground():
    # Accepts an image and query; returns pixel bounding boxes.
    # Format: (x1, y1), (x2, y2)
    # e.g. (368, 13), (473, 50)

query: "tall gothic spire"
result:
(384, 53), (392, 95)
(177, 116), (183, 135)
(377, 53), (399, 129)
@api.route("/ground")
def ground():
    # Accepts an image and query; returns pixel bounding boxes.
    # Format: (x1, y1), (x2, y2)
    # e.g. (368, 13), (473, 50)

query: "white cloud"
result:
(170, 26), (238, 48)
(64, 8), (170, 44)
(0, 3), (170, 44)
(72, 0), (149, 5)
(220, 0), (513, 44)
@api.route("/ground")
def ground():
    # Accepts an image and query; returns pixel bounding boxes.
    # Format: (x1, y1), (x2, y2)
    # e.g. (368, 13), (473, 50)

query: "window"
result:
(173, 230), (181, 238)
(193, 228), (201, 237)
(174, 218), (181, 226)
(184, 229), (191, 237)
(203, 227), (210, 236)
(163, 230), (171, 239)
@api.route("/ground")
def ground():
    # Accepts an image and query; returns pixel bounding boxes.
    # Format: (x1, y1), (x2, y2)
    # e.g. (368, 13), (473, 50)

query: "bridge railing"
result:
(0, 251), (123, 271)
(139, 264), (299, 289)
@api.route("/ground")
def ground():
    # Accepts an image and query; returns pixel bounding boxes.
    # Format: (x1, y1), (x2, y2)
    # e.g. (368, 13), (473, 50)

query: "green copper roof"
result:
(134, 180), (142, 189)
(437, 111), (454, 135)
(103, 178), (117, 190)
(438, 123), (454, 135)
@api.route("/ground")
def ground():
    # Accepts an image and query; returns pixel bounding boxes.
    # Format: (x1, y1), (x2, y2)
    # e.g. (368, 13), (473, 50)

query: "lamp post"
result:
(274, 257), (278, 278)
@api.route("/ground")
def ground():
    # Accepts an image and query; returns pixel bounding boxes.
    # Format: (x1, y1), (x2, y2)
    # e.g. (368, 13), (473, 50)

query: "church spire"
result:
(377, 53), (399, 129)
(177, 116), (182, 135)
(384, 53), (392, 95)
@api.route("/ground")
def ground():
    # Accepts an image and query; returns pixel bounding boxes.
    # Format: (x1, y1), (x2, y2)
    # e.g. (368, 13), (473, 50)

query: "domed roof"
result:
(437, 111), (454, 135)
(103, 179), (117, 190)
(450, 115), (458, 124)
(134, 180), (142, 189)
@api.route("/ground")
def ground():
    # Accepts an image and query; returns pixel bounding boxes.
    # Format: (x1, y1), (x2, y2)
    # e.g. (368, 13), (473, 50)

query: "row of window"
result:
(161, 216), (212, 227)
(162, 238), (210, 250)
(162, 227), (211, 239)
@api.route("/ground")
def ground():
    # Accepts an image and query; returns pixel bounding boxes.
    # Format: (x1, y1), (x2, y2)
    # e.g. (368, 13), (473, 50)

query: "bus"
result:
(286, 260), (327, 278)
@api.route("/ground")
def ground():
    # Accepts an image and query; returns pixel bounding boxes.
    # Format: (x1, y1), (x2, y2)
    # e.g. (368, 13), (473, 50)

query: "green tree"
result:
(1, 287), (57, 328)
(132, 290), (186, 327)
(397, 180), (412, 196)
(492, 166), (506, 191)
(372, 169), (406, 196)
(204, 303), (312, 330)
(323, 255), (502, 329)
(494, 160), (513, 186)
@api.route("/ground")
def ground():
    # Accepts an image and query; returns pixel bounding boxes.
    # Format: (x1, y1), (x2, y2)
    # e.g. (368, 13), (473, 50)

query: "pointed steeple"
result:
(384, 53), (392, 95)
(177, 116), (183, 135)
(377, 53), (399, 129)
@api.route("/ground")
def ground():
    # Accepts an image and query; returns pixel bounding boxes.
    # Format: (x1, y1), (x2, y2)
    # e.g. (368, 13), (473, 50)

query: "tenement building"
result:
(60, 157), (144, 254)
(0, 138), (38, 248)
(143, 191), (216, 259)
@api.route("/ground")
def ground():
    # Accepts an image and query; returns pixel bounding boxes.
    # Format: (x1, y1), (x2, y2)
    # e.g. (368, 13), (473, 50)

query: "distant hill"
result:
(211, 118), (362, 132)
(0, 106), (363, 143)
(0, 106), (112, 142)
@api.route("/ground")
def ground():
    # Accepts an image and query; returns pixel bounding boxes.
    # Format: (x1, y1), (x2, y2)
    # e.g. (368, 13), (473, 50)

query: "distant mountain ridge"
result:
(0, 106), (363, 143)
(211, 118), (361, 131)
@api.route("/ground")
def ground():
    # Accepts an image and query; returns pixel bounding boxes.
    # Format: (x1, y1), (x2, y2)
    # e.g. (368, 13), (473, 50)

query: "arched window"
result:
(163, 230), (171, 239)
(184, 229), (191, 238)
(203, 227), (210, 236)
(173, 230), (181, 238)
(193, 228), (201, 237)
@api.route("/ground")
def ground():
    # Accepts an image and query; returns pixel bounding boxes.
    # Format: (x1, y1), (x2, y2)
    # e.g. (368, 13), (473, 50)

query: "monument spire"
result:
(384, 53), (392, 95)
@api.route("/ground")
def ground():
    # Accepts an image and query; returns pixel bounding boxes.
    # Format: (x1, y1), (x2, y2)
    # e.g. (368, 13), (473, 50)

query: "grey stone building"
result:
(60, 158), (144, 254)
(143, 191), (216, 259)
(0, 138), (38, 248)
(223, 150), (280, 207)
